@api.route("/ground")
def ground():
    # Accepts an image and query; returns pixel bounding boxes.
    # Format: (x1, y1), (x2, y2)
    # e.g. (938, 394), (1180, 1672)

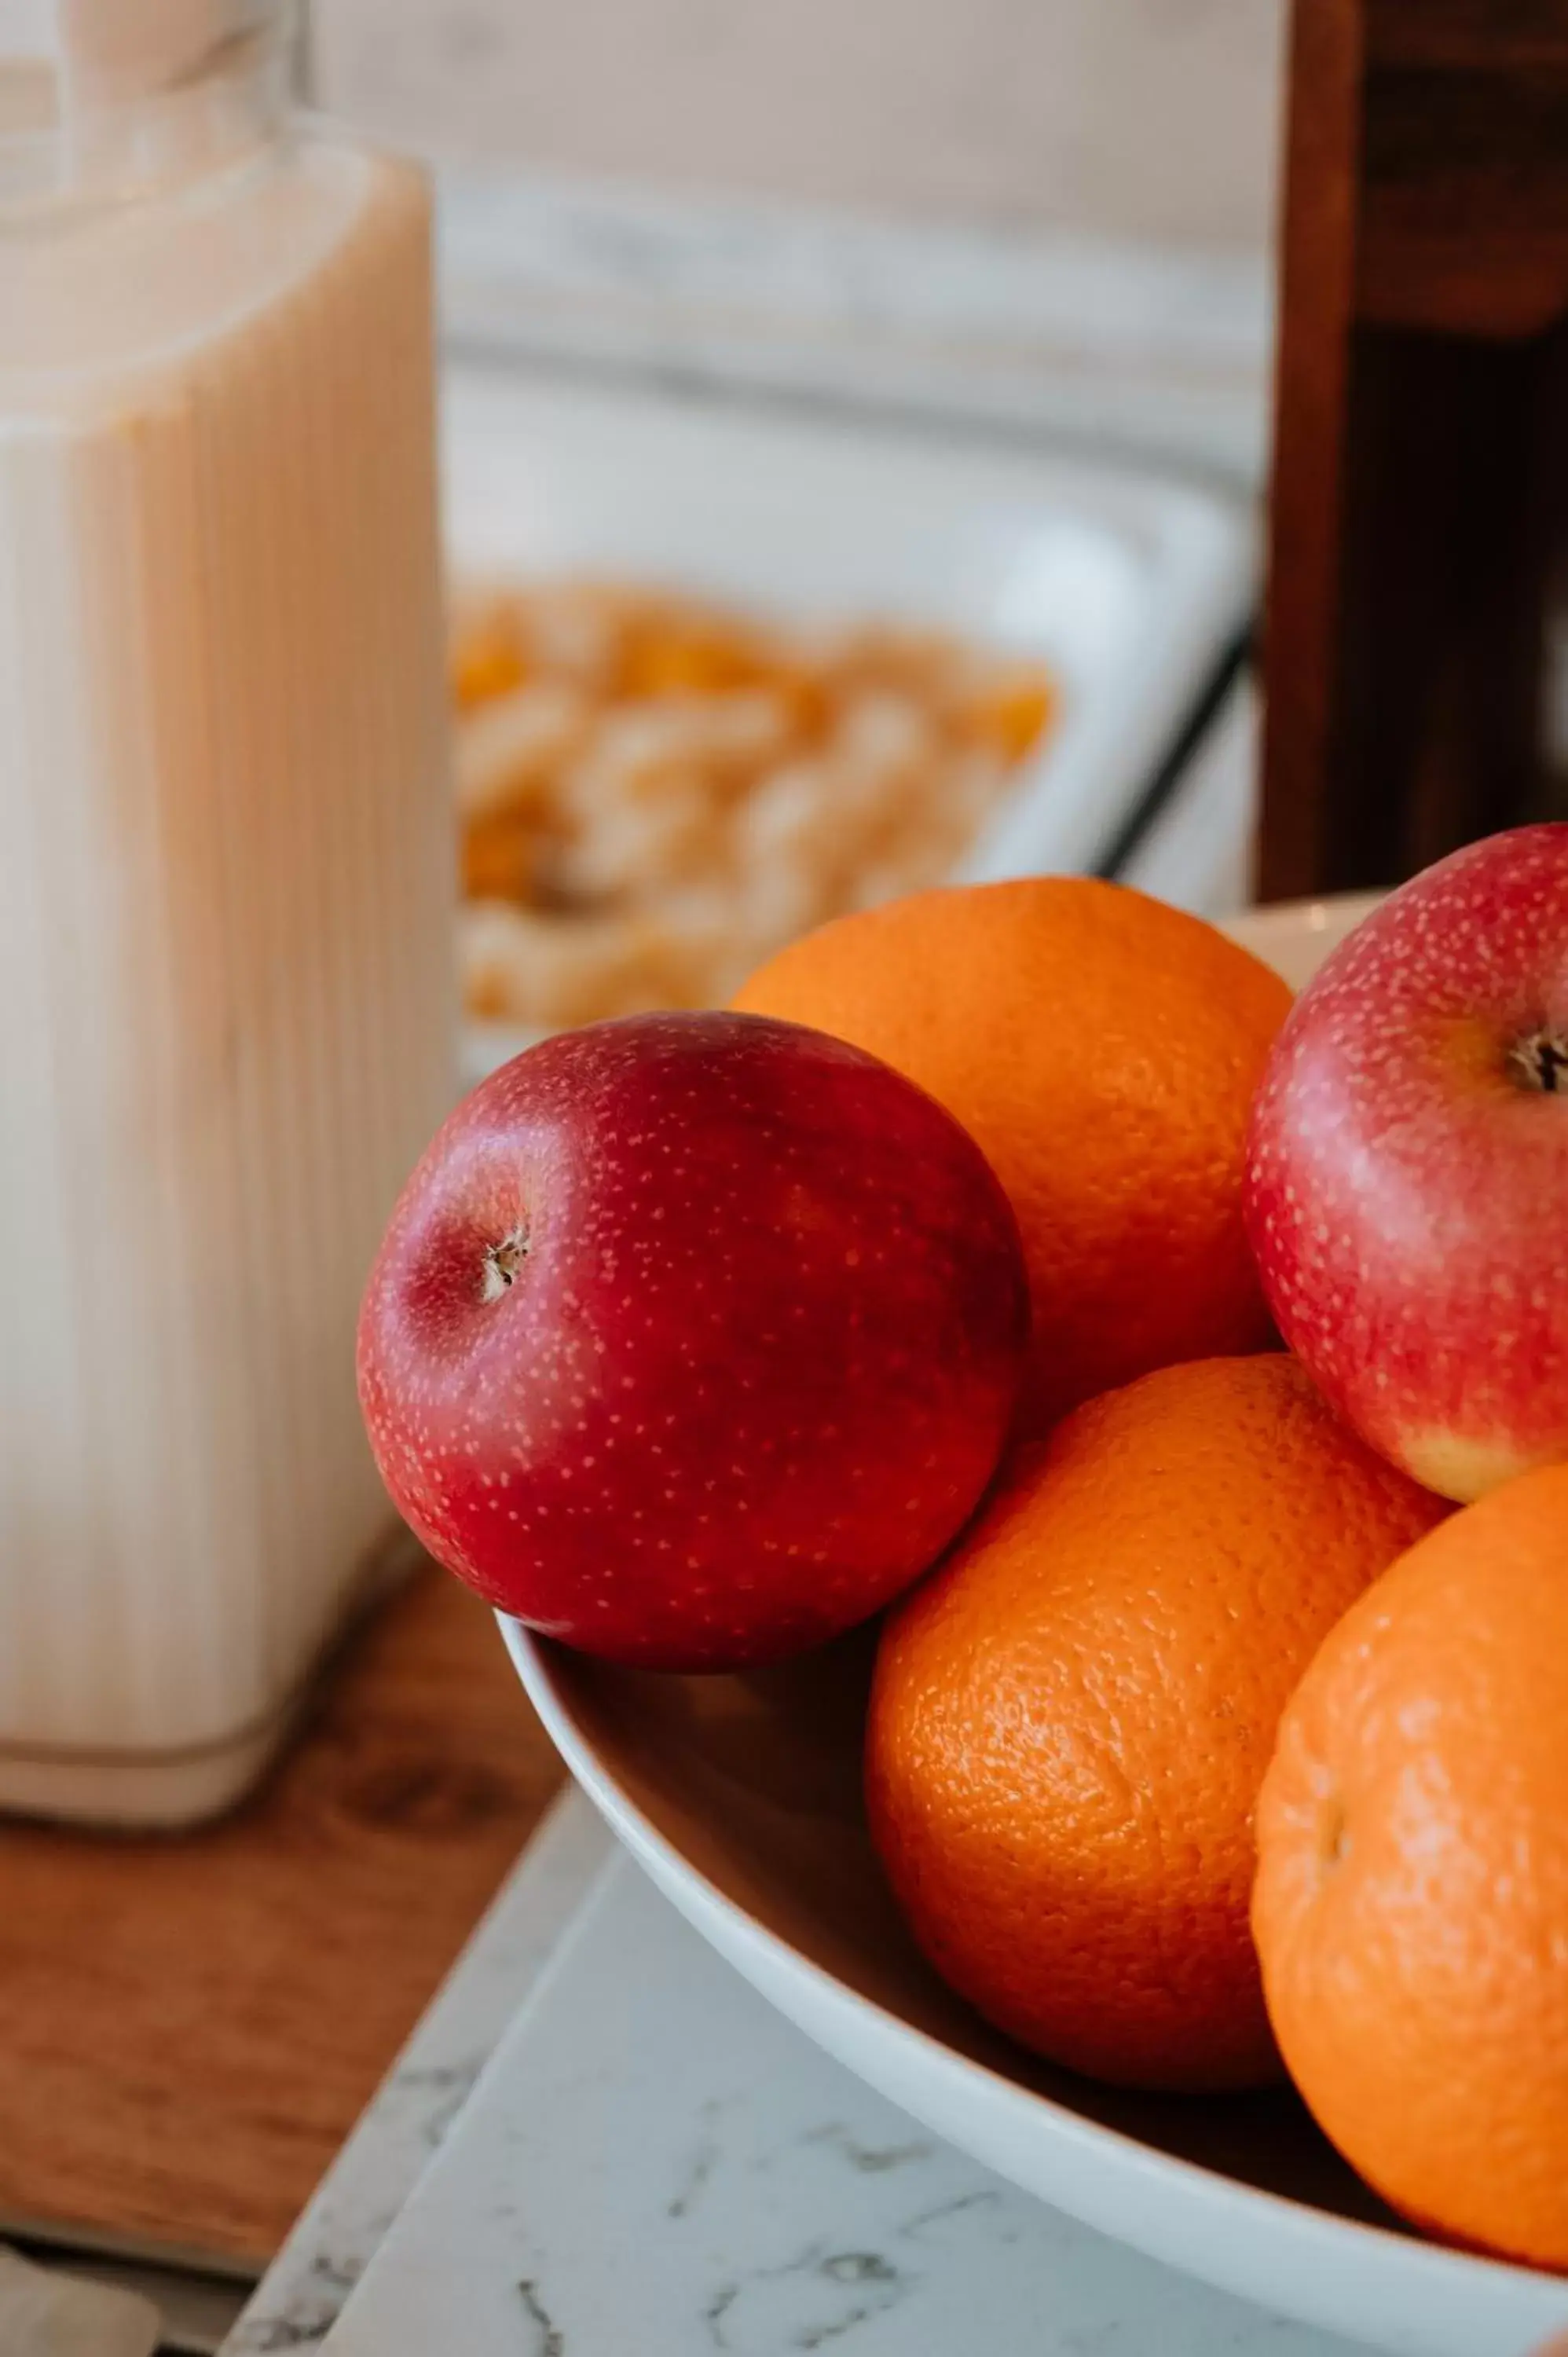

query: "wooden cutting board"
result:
(0, 1555), (564, 2270)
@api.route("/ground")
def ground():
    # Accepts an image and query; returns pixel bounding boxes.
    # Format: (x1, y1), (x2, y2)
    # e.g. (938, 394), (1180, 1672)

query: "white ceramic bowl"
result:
(500, 897), (1568, 2357)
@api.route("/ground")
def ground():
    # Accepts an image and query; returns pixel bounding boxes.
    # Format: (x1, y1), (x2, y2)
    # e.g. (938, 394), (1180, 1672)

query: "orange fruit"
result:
(734, 878), (1292, 1432)
(1254, 1464), (1568, 2267)
(866, 1356), (1448, 2091)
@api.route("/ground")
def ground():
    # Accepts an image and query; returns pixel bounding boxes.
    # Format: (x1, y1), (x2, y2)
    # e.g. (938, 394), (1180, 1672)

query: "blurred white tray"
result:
(442, 364), (1254, 1073)
(443, 364), (1252, 887)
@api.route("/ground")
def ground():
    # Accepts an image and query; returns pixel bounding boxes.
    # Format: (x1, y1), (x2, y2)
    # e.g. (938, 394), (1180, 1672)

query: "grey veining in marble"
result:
(319, 1854), (1374, 2357)
(222, 1791), (614, 2353)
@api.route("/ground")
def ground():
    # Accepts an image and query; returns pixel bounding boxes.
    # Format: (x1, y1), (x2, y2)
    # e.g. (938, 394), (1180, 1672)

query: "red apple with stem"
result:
(358, 1010), (1029, 1668)
(1245, 823), (1568, 1501)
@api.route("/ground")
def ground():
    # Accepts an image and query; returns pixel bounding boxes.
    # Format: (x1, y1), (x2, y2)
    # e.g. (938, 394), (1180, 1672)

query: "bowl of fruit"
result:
(358, 828), (1568, 2357)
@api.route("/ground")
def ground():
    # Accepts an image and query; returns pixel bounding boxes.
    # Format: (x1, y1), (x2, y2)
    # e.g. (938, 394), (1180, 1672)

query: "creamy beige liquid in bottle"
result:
(0, 1), (455, 1821)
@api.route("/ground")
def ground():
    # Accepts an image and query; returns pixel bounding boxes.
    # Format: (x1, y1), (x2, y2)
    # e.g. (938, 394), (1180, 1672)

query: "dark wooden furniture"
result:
(1260, 0), (1568, 900)
(0, 1561), (562, 2268)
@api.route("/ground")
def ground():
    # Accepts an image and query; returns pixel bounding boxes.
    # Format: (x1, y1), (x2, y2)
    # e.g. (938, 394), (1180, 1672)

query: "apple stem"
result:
(482, 1227), (529, 1303)
(1509, 1031), (1568, 1094)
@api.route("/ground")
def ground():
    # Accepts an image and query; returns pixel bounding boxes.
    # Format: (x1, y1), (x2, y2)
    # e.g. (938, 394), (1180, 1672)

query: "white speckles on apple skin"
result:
(358, 1010), (1031, 1668)
(1244, 825), (1568, 1501)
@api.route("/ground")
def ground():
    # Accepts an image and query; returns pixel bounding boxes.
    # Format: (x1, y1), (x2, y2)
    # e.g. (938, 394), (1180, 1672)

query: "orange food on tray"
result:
(449, 579), (1057, 1032)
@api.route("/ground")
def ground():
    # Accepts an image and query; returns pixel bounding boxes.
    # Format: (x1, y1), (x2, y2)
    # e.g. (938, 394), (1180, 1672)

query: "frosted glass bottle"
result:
(0, 0), (455, 1821)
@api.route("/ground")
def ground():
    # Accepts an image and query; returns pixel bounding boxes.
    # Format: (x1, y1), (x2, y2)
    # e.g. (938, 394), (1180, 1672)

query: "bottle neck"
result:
(0, 2), (293, 219)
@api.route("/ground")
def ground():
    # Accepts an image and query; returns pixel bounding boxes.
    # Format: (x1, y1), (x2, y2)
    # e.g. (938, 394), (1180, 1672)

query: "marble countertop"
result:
(295, 1839), (1369, 2357)
(222, 1794), (613, 2352)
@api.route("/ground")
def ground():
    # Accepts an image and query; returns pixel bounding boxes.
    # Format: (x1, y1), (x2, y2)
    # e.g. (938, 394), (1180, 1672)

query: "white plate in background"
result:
(498, 897), (1568, 2357)
(441, 363), (1255, 1080)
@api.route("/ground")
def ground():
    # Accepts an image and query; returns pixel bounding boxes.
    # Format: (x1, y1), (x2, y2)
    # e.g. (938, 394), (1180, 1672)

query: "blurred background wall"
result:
(312, 0), (1287, 257)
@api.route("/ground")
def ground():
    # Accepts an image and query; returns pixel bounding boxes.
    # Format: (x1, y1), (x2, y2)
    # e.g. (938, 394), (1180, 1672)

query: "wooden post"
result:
(1259, 0), (1568, 902)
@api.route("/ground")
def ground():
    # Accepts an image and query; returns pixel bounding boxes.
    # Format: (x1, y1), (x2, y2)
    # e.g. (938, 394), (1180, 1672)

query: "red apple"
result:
(358, 1010), (1028, 1667)
(1245, 823), (1568, 1501)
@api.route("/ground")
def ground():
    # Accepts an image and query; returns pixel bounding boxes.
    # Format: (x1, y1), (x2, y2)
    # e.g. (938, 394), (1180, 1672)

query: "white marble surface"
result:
(317, 1853), (1373, 2357)
(222, 1792), (614, 2353)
